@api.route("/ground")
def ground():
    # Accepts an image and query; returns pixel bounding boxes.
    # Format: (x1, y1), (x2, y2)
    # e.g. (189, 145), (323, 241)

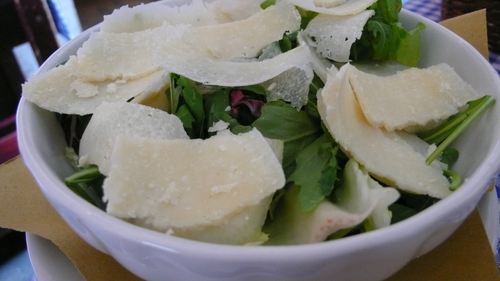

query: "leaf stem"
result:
(426, 95), (495, 164)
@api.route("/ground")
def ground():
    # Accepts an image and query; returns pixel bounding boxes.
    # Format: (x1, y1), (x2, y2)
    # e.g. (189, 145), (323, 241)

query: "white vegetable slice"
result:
(79, 101), (188, 176)
(182, 0), (301, 60)
(21, 64), (171, 115)
(103, 128), (285, 230)
(265, 159), (399, 245)
(287, 0), (377, 16)
(156, 37), (313, 87)
(67, 23), (187, 81)
(100, 0), (216, 33)
(334, 159), (399, 229)
(318, 64), (451, 198)
(349, 63), (480, 131)
(305, 10), (375, 62)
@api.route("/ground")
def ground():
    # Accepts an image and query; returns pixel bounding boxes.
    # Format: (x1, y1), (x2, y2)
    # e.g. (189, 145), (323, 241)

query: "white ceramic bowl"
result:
(17, 7), (500, 281)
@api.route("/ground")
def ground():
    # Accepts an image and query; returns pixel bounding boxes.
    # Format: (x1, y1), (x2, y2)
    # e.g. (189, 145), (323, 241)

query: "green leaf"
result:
(252, 100), (322, 169)
(260, 0), (275, 9)
(425, 95), (495, 164)
(169, 73), (182, 113)
(288, 134), (340, 212)
(176, 104), (196, 137)
(65, 165), (106, 210)
(388, 203), (417, 224)
(394, 22), (425, 67)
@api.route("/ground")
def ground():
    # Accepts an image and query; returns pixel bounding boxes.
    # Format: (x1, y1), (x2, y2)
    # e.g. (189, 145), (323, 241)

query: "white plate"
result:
(26, 189), (499, 281)
(26, 234), (85, 281)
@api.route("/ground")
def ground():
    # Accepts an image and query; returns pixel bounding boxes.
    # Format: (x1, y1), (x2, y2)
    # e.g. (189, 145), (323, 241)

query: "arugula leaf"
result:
(296, 6), (318, 30)
(65, 165), (106, 210)
(288, 134), (340, 212)
(423, 95), (495, 164)
(350, 0), (425, 67)
(252, 100), (322, 171)
(260, 0), (275, 9)
(169, 74), (206, 139)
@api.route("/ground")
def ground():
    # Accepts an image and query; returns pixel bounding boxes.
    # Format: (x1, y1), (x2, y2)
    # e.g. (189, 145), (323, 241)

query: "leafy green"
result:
(421, 95), (495, 164)
(389, 191), (439, 223)
(260, 0), (275, 9)
(252, 100), (322, 173)
(64, 164), (106, 210)
(350, 0), (425, 66)
(288, 134), (340, 212)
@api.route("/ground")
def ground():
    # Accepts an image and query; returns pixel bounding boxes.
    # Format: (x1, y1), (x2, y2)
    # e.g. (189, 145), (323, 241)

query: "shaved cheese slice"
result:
(318, 64), (451, 198)
(182, 0), (301, 60)
(138, 195), (273, 245)
(287, 0), (377, 16)
(305, 10), (375, 62)
(206, 0), (264, 23)
(67, 23), (187, 81)
(264, 67), (312, 108)
(101, 0), (216, 33)
(313, 0), (347, 8)
(21, 64), (170, 115)
(156, 37), (313, 87)
(103, 128), (285, 230)
(298, 31), (337, 83)
(79, 102), (188, 176)
(349, 63), (480, 131)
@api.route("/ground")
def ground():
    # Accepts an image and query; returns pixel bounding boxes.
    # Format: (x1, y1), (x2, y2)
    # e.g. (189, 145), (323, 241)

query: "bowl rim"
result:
(15, 5), (500, 263)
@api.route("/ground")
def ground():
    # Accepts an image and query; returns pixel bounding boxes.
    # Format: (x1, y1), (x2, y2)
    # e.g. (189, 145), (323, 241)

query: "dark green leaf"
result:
(252, 100), (322, 168)
(288, 134), (340, 212)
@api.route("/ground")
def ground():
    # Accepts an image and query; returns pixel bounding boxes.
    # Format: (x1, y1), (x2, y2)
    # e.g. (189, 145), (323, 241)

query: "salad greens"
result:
(350, 0), (426, 67)
(59, 0), (495, 242)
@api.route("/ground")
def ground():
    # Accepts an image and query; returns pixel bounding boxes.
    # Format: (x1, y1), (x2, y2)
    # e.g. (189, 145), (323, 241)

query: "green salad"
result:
(22, 0), (494, 245)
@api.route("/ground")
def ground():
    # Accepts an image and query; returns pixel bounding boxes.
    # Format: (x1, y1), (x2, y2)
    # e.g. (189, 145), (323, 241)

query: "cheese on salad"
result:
(155, 36), (313, 87)
(349, 63), (480, 131)
(206, 0), (265, 23)
(305, 10), (375, 62)
(100, 0), (216, 33)
(79, 101), (188, 176)
(287, 0), (378, 16)
(137, 195), (273, 245)
(66, 23), (187, 82)
(182, 0), (301, 60)
(22, 65), (170, 115)
(103, 128), (285, 230)
(318, 64), (452, 198)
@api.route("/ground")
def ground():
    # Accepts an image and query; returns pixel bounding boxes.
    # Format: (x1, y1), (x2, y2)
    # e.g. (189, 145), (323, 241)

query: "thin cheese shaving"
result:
(156, 37), (313, 87)
(287, 0), (378, 16)
(182, 0), (301, 60)
(79, 101), (188, 175)
(22, 64), (170, 115)
(349, 63), (480, 131)
(305, 10), (375, 62)
(67, 23), (188, 81)
(318, 64), (451, 199)
(103, 128), (285, 229)
(100, 0), (216, 33)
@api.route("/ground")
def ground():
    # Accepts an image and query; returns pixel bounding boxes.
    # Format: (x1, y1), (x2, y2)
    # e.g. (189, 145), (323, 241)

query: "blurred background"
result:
(0, 0), (498, 280)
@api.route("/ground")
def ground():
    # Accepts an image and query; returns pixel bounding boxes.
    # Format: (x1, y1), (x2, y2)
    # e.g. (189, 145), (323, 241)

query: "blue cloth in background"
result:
(46, 0), (73, 40)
